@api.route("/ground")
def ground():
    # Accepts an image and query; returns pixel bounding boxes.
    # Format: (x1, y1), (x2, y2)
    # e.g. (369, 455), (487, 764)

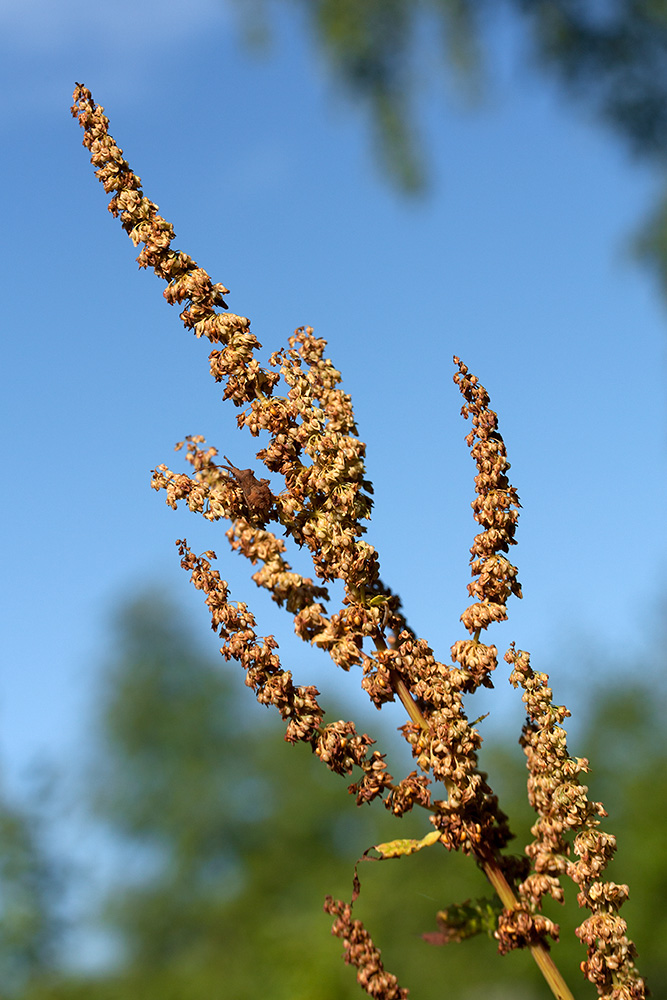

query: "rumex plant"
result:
(71, 83), (647, 1000)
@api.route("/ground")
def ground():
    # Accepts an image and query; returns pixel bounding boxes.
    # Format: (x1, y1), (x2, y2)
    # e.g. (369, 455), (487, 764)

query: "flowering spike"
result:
(75, 85), (646, 1000)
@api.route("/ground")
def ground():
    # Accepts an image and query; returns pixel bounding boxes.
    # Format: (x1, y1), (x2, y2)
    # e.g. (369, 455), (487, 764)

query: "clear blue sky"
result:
(2, 1), (666, 818)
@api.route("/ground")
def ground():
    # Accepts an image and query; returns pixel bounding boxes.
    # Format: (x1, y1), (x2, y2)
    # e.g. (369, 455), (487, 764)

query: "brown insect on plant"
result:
(220, 456), (274, 526)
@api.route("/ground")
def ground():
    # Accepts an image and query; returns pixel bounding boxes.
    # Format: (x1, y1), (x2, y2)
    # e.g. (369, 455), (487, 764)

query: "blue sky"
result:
(2, 0), (666, 823)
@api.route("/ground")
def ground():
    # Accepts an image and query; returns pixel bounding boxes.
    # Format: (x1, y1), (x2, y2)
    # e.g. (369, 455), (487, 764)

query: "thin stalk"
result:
(477, 844), (576, 1000)
(375, 636), (576, 1000)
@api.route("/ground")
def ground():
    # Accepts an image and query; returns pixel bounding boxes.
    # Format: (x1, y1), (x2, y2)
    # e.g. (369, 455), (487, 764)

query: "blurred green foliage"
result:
(0, 787), (59, 996)
(9, 592), (666, 999)
(236, 0), (667, 294)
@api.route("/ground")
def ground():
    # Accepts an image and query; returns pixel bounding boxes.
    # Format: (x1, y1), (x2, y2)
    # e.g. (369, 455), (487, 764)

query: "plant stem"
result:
(478, 846), (576, 1000)
(377, 639), (576, 1000)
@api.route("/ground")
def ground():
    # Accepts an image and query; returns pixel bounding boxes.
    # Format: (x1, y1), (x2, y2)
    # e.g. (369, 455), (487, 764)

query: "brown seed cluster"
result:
(382, 360), (526, 863)
(507, 646), (646, 998)
(495, 905), (560, 955)
(452, 357), (522, 688)
(324, 874), (409, 1000)
(176, 540), (386, 770)
(74, 84), (646, 1000)
(70, 85), (277, 408)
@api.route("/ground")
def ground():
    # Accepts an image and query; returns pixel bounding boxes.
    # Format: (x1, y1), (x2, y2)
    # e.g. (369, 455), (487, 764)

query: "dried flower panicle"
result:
(452, 356), (522, 689)
(70, 73), (405, 676)
(507, 646), (647, 999)
(393, 361), (526, 863)
(324, 874), (409, 1000)
(226, 519), (330, 615)
(70, 85), (277, 408)
(176, 539), (385, 768)
(74, 84), (647, 1000)
(152, 435), (331, 613)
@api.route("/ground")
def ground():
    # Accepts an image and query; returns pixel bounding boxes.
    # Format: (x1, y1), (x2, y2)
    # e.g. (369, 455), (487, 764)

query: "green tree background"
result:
(0, 786), (60, 995)
(5, 590), (665, 999)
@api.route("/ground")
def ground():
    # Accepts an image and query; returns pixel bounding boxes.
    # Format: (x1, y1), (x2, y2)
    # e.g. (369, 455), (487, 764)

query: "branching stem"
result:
(374, 633), (576, 1000)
